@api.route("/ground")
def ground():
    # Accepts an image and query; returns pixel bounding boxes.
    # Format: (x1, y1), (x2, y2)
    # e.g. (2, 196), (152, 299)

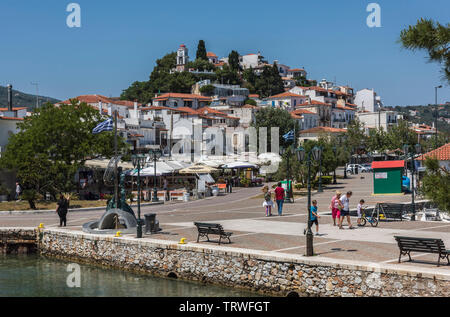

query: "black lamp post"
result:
(318, 146), (323, 192)
(132, 154), (147, 238)
(149, 149), (162, 202)
(297, 145), (322, 256)
(332, 146), (337, 185)
(403, 143), (421, 221)
(435, 85), (442, 150)
(280, 146), (293, 203)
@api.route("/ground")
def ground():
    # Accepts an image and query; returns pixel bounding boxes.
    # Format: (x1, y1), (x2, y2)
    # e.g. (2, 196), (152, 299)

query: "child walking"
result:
(304, 200), (320, 235)
(262, 185), (274, 217)
(357, 199), (365, 226)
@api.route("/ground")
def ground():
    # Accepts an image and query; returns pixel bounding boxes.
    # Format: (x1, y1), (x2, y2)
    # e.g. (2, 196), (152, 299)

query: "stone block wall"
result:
(38, 229), (450, 297)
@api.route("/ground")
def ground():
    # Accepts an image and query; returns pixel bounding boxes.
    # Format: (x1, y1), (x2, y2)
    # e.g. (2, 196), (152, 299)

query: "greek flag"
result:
(92, 119), (113, 134)
(282, 130), (295, 141)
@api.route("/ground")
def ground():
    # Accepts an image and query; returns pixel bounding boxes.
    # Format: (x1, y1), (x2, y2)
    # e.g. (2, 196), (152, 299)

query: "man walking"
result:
(274, 182), (285, 216)
(15, 182), (22, 202)
(339, 191), (354, 229)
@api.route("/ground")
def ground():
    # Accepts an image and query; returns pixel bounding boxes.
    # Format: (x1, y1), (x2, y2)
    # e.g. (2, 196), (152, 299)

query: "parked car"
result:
(361, 164), (373, 172)
(346, 164), (370, 174)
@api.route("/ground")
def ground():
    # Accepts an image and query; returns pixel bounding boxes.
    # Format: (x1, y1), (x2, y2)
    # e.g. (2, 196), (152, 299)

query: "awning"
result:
(221, 161), (259, 169)
(126, 162), (175, 176)
(179, 163), (220, 174)
(84, 158), (134, 170)
(197, 173), (215, 184)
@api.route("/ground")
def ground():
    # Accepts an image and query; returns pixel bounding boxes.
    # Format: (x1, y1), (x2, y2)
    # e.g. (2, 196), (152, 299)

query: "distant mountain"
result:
(0, 86), (60, 110)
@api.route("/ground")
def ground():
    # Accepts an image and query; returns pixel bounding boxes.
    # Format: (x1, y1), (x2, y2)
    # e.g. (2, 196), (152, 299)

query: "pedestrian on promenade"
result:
(330, 191), (343, 226)
(304, 200), (320, 236)
(226, 176), (233, 193)
(56, 194), (70, 227)
(357, 199), (365, 226)
(15, 182), (22, 201)
(262, 185), (273, 217)
(274, 182), (285, 216)
(339, 191), (354, 229)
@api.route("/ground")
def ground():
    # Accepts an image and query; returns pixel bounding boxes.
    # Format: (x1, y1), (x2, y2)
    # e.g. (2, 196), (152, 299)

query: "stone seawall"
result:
(0, 228), (37, 254)
(37, 228), (450, 297)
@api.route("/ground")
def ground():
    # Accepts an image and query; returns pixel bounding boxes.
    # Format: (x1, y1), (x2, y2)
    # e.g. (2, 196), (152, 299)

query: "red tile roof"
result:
(242, 104), (259, 109)
(0, 107), (28, 111)
(417, 143), (450, 161)
(173, 107), (200, 115)
(292, 109), (316, 115)
(372, 160), (405, 169)
(297, 100), (330, 106)
(267, 92), (306, 99)
(300, 126), (346, 134)
(288, 68), (305, 72)
(249, 94), (260, 98)
(141, 106), (174, 111)
(153, 93), (211, 101)
(291, 113), (303, 119)
(0, 116), (24, 121)
(207, 52), (217, 57)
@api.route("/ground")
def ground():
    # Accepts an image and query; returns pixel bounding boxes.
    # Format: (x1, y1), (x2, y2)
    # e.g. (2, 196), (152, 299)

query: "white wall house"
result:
(267, 92), (309, 111)
(152, 93), (211, 110)
(357, 111), (398, 133)
(287, 68), (307, 79)
(354, 88), (383, 112)
(239, 53), (267, 69)
(291, 109), (319, 131)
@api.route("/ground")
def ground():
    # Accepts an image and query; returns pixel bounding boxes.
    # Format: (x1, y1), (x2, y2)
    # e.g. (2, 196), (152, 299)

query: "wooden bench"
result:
(377, 203), (404, 221)
(194, 222), (232, 245)
(394, 236), (450, 267)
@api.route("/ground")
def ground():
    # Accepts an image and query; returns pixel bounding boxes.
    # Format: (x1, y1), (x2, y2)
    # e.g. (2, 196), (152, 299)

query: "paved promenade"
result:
(1, 169), (449, 271)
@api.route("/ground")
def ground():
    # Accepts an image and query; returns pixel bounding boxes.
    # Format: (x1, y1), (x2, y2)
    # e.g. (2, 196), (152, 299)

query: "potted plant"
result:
(0, 185), (9, 202)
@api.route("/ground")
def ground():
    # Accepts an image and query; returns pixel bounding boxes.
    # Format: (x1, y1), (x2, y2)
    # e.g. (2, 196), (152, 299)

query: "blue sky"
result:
(1, 0), (449, 106)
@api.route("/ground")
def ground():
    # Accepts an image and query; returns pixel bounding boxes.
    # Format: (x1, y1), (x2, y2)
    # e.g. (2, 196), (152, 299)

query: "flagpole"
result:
(114, 107), (118, 209)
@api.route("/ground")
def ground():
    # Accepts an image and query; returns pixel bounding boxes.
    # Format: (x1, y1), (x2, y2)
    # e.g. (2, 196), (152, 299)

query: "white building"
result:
(176, 44), (189, 72)
(267, 92), (309, 111)
(354, 88), (383, 112)
(152, 93), (211, 110)
(287, 68), (307, 79)
(239, 53), (267, 69)
(357, 111), (398, 133)
(290, 109), (319, 131)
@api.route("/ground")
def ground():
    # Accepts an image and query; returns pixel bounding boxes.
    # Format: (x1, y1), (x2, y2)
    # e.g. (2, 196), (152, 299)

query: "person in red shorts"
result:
(330, 191), (343, 226)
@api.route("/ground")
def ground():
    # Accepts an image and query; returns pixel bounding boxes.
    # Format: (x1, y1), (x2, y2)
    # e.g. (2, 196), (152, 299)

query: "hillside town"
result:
(3, 43), (444, 164)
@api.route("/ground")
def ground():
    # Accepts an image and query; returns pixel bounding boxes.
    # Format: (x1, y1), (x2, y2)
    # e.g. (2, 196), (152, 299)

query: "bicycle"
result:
(360, 206), (379, 227)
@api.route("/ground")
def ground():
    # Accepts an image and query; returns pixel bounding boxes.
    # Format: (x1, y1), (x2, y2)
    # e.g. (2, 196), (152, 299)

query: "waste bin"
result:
(144, 213), (160, 234)
(183, 192), (190, 202)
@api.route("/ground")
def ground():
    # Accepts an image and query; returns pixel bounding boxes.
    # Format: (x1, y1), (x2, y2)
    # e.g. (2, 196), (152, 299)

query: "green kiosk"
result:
(371, 160), (405, 195)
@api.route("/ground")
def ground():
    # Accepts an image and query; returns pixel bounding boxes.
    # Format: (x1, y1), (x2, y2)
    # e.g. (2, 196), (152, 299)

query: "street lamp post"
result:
(149, 149), (162, 202)
(318, 146), (323, 192)
(280, 146), (293, 203)
(132, 154), (147, 238)
(297, 146), (322, 257)
(332, 146), (337, 185)
(435, 85), (442, 149)
(403, 144), (422, 221)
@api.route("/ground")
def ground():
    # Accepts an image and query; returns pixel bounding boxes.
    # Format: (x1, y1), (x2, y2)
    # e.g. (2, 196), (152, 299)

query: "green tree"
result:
(421, 158), (450, 213)
(228, 50), (241, 72)
(0, 101), (128, 208)
(199, 84), (216, 96)
(252, 107), (298, 150)
(344, 119), (367, 152)
(400, 18), (450, 83)
(196, 40), (207, 61)
(215, 64), (242, 86)
(253, 64), (284, 98)
(244, 98), (257, 106)
(385, 120), (417, 150)
(367, 127), (389, 153)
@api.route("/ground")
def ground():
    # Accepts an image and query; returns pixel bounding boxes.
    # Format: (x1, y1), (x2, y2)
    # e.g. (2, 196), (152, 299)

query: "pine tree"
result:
(196, 40), (207, 61)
